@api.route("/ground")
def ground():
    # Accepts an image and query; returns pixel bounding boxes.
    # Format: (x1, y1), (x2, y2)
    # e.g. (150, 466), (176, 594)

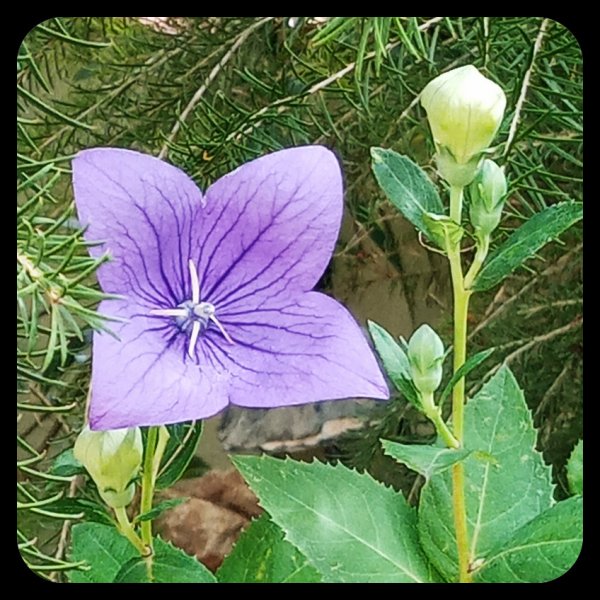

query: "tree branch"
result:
(504, 18), (549, 158)
(159, 17), (274, 159)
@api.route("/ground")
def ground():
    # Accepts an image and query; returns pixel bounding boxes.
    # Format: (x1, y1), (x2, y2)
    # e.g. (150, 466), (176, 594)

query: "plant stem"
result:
(464, 233), (490, 290)
(452, 464), (471, 583)
(429, 408), (461, 449)
(114, 506), (146, 555)
(447, 185), (472, 583)
(451, 287), (470, 442)
(449, 185), (463, 224)
(140, 426), (159, 579)
(421, 392), (460, 449)
(447, 188), (471, 442)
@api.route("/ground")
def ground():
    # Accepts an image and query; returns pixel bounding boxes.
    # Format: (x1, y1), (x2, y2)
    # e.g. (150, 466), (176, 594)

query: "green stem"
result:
(152, 426), (170, 484)
(452, 464), (472, 583)
(451, 287), (470, 442)
(464, 233), (490, 290)
(114, 506), (146, 555)
(447, 185), (472, 583)
(432, 412), (460, 449)
(429, 410), (460, 449)
(140, 426), (159, 579)
(421, 392), (460, 449)
(449, 185), (463, 224)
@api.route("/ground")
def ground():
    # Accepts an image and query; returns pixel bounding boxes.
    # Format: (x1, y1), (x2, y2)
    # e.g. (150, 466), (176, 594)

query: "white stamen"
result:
(147, 261), (234, 355)
(209, 314), (235, 345)
(189, 259), (200, 305)
(149, 308), (188, 317)
(193, 302), (215, 319)
(188, 321), (201, 359)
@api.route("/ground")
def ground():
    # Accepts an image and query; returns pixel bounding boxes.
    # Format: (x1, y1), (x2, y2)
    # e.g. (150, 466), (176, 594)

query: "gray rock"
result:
(218, 398), (385, 453)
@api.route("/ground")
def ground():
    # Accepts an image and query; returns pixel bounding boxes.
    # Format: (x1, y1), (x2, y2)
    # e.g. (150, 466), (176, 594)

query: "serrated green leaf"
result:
(217, 515), (321, 583)
(474, 496), (583, 583)
(439, 348), (496, 406)
(567, 440), (583, 496)
(371, 147), (444, 240)
(473, 202), (583, 291)
(114, 537), (216, 583)
(368, 320), (420, 407)
(418, 366), (554, 582)
(155, 421), (202, 490)
(233, 455), (437, 583)
(68, 522), (138, 583)
(135, 497), (187, 523)
(50, 447), (85, 477)
(382, 440), (471, 478)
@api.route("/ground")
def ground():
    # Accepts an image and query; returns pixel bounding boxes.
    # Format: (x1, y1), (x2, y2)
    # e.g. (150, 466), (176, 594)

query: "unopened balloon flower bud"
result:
(407, 324), (445, 395)
(421, 65), (506, 186)
(469, 159), (507, 235)
(74, 425), (143, 508)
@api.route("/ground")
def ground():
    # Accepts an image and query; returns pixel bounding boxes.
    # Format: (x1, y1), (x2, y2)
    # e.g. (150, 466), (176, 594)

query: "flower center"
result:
(174, 300), (215, 331)
(149, 260), (234, 358)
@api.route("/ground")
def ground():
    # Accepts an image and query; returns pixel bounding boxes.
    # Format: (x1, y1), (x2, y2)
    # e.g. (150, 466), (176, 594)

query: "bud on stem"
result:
(468, 159), (507, 236)
(407, 324), (445, 395)
(406, 325), (461, 447)
(74, 425), (143, 508)
(421, 65), (506, 187)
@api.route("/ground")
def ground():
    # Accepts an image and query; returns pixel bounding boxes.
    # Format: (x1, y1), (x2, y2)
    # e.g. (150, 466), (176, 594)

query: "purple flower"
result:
(72, 146), (389, 430)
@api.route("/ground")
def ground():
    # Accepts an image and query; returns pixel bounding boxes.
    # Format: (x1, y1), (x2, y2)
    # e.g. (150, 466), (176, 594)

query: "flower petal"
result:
(89, 300), (228, 429)
(207, 292), (389, 407)
(72, 148), (202, 309)
(195, 146), (343, 310)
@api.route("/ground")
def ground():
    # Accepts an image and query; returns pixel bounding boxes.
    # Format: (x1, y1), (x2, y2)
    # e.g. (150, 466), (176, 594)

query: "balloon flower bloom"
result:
(72, 146), (389, 429)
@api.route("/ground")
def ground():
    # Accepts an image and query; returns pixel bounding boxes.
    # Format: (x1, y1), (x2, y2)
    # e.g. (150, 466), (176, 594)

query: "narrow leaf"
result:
(382, 440), (471, 479)
(217, 515), (321, 583)
(368, 320), (420, 407)
(135, 498), (188, 523)
(155, 421), (203, 490)
(233, 455), (437, 583)
(18, 85), (94, 130)
(474, 496), (583, 583)
(35, 22), (111, 48)
(371, 147), (444, 239)
(439, 348), (496, 406)
(473, 202), (583, 291)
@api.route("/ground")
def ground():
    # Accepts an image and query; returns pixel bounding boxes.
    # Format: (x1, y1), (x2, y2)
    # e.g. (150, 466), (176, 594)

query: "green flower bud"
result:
(469, 159), (508, 235)
(74, 425), (143, 508)
(421, 65), (506, 165)
(407, 324), (445, 395)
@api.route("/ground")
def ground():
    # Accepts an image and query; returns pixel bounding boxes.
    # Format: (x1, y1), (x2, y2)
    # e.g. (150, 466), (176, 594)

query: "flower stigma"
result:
(149, 259), (234, 359)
